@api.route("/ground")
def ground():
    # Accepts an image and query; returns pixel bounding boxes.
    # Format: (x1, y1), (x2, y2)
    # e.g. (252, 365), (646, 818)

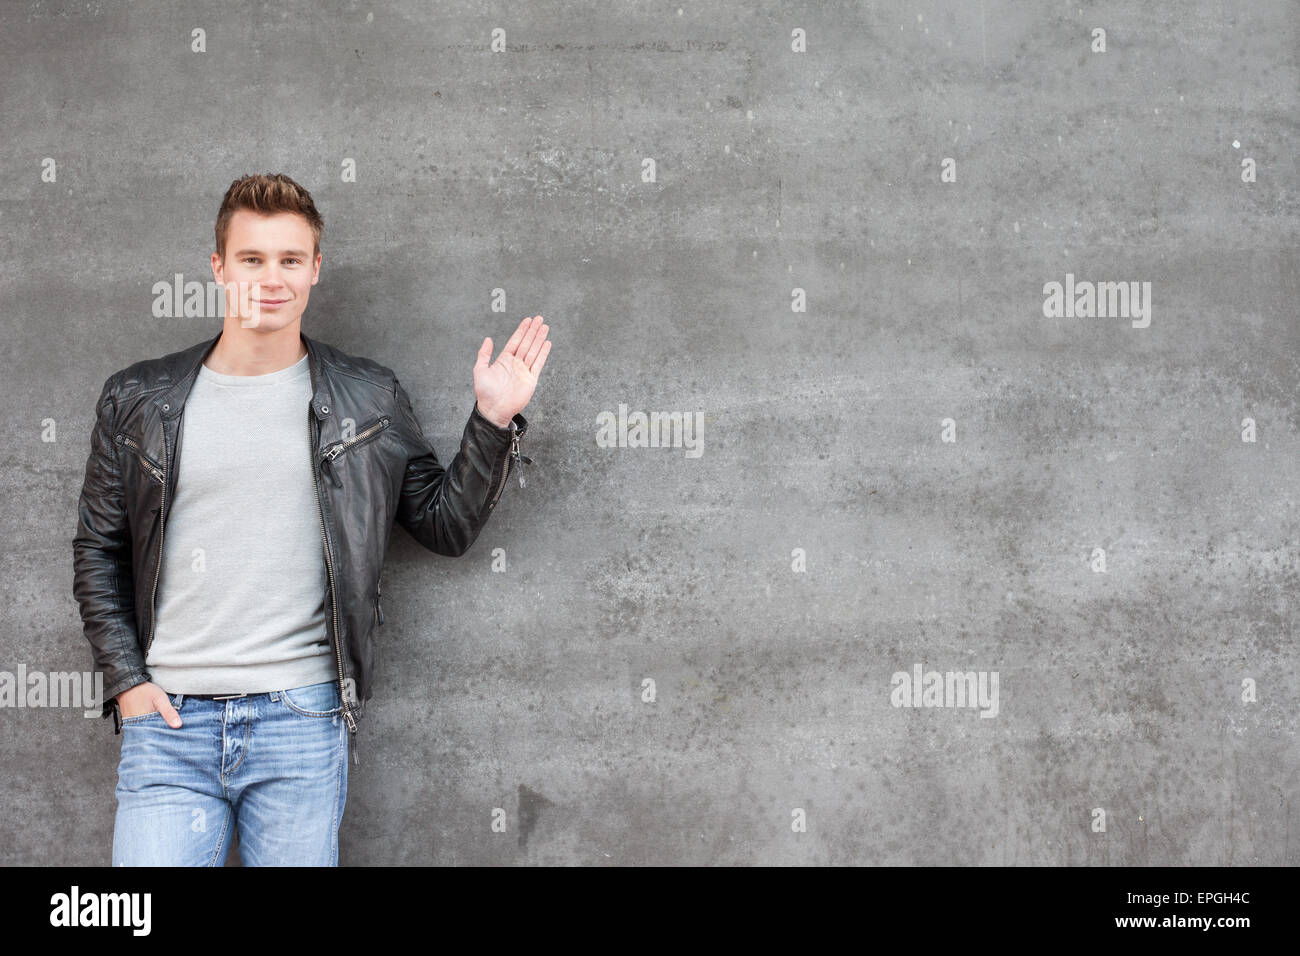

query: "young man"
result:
(72, 172), (551, 866)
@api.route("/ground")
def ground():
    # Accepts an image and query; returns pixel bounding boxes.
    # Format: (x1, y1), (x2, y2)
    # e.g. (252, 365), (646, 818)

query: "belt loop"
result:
(173, 693), (184, 708)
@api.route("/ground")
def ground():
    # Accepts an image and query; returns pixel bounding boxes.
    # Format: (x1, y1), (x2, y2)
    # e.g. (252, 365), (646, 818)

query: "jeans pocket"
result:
(278, 681), (342, 718)
(120, 693), (181, 725)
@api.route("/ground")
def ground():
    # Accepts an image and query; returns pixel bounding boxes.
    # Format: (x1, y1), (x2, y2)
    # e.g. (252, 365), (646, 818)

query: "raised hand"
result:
(473, 315), (551, 427)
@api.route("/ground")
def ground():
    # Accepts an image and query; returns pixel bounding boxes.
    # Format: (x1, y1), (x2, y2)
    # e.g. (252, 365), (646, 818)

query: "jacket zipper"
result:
(487, 424), (530, 509)
(119, 435), (164, 484)
(309, 406), (360, 744)
(321, 416), (391, 487)
(143, 427), (169, 659)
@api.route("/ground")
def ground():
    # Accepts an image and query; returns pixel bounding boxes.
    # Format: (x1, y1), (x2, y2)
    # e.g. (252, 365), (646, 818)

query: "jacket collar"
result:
(153, 329), (334, 424)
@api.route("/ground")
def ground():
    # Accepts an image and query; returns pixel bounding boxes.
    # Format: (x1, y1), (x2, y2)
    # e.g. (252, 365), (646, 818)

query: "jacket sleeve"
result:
(72, 372), (150, 723)
(392, 376), (527, 557)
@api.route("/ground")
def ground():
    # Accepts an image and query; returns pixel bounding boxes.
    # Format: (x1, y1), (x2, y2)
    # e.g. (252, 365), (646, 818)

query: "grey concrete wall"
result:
(2, 1), (1296, 865)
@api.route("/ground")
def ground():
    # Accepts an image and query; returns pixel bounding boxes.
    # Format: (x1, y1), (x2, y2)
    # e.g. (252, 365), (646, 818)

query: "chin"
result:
(243, 313), (301, 332)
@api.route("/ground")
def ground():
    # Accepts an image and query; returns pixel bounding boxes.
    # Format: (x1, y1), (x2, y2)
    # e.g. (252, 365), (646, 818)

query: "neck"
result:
(205, 317), (308, 376)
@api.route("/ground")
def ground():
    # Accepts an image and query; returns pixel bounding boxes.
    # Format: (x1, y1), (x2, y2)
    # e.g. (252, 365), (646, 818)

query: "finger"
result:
(523, 322), (549, 367)
(476, 336), (494, 369)
(499, 317), (535, 358)
(529, 338), (552, 377)
(500, 316), (534, 357)
(516, 315), (545, 360)
(156, 694), (182, 728)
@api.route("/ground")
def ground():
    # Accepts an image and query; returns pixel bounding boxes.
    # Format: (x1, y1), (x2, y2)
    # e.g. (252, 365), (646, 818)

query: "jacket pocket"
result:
(321, 415), (392, 487)
(116, 433), (164, 483)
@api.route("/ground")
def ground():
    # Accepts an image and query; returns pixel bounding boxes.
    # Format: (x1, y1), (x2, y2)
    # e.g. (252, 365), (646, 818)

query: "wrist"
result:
(475, 402), (513, 430)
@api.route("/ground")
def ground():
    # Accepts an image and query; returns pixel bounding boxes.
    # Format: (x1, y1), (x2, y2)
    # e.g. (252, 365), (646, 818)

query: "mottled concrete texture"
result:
(1, 1), (1296, 865)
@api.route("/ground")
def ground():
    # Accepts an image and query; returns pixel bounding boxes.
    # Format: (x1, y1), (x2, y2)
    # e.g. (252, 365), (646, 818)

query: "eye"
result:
(242, 257), (260, 264)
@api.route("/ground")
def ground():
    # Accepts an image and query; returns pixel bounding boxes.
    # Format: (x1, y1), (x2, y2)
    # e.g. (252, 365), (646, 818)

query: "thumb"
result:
(158, 692), (182, 728)
(475, 336), (493, 369)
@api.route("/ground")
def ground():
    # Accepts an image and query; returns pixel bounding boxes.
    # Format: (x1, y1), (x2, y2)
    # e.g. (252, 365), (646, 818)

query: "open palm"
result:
(473, 315), (551, 427)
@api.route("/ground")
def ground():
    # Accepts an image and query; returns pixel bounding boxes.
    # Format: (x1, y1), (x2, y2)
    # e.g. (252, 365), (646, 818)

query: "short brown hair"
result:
(214, 173), (323, 260)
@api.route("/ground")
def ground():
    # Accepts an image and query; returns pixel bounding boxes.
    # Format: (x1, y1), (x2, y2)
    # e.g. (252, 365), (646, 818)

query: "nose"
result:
(256, 268), (285, 297)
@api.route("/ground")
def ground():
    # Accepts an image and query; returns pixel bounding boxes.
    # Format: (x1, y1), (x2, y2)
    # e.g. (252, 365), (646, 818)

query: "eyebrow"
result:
(231, 248), (312, 258)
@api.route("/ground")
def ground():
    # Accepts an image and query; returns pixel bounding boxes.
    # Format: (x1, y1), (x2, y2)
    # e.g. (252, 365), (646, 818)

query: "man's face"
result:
(211, 210), (321, 331)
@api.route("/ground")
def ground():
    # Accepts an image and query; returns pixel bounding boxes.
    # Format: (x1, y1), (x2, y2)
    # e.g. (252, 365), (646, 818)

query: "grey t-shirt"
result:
(144, 352), (337, 694)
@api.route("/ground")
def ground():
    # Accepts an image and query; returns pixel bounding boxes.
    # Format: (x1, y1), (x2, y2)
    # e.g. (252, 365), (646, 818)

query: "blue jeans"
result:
(112, 680), (349, 866)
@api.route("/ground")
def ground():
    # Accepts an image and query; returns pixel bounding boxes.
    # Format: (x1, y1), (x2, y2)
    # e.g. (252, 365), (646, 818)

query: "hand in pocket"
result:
(117, 682), (182, 727)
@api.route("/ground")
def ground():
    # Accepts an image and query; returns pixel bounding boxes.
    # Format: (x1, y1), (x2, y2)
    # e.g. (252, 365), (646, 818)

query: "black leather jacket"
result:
(72, 330), (528, 745)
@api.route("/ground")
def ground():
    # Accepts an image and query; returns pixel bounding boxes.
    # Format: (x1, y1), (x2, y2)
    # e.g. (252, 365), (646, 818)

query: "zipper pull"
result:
(510, 431), (532, 488)
(322, 453), (343, 488)
(345, 702), (359, 768)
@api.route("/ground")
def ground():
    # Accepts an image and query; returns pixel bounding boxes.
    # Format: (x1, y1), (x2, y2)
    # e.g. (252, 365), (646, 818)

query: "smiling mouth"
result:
(257, 299), (288, 305)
